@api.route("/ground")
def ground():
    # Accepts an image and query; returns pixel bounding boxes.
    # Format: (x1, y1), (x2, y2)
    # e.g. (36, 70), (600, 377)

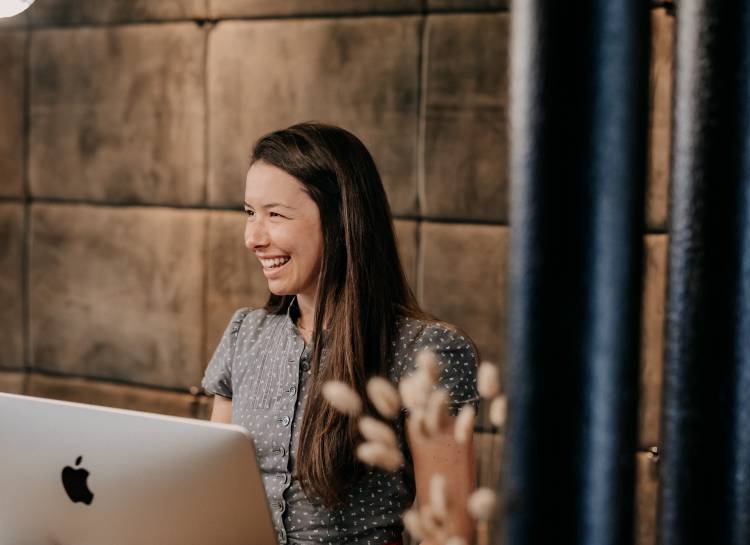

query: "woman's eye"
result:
(270, 212), (283, 218)
(244, 209), (254, 217)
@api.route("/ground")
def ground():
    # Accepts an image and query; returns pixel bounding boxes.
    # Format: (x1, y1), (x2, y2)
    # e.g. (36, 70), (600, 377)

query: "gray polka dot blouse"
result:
(201, 303), (479, 545)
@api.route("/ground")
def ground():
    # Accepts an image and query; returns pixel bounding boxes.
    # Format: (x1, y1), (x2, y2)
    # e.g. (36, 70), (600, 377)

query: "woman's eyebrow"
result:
(243, 201), (295, 210)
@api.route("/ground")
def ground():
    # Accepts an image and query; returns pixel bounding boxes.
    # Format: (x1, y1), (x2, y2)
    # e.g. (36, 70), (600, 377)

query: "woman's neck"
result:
(296, 292), (316, 331)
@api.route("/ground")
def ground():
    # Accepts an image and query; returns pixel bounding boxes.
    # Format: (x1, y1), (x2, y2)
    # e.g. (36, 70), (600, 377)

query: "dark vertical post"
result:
(660, 2), (750, 544)
(503, 2), (650, 545)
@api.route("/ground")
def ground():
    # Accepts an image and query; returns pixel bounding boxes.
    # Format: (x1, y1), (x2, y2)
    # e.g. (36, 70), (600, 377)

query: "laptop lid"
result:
(0, 392), (277, 545)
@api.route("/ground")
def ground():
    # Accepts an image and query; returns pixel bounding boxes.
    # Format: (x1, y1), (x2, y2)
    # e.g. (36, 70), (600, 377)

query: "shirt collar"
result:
(285, 295), (330, 343)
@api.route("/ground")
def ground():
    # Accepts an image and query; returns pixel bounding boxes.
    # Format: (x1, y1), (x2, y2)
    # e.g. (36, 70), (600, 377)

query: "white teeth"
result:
(260, 256), (290, 269)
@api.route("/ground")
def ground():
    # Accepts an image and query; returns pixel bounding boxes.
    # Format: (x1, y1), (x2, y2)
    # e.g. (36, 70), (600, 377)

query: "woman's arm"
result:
(210, 394), (232, 423)
(406, 414), (476, 544)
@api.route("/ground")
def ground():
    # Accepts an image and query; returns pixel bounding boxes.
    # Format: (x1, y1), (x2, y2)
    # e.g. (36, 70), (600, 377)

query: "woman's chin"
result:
(267, 281), (294, 297)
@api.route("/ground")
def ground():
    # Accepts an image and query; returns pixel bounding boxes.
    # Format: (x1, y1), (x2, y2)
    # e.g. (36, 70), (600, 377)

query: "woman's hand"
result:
(406, 414), (476, 544)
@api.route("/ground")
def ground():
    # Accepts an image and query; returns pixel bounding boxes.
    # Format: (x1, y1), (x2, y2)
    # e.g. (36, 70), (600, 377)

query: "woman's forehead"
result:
(244, 161), (307, 202)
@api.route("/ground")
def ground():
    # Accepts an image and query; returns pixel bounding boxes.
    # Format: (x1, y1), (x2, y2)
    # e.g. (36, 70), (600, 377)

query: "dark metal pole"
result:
(660, 2), (750, 544)
(503, 2), (650, 544)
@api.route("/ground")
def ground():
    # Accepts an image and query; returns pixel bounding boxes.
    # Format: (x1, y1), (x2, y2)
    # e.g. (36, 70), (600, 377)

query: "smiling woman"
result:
(242, 161), (324, 329)
(201, 122), (479, 545)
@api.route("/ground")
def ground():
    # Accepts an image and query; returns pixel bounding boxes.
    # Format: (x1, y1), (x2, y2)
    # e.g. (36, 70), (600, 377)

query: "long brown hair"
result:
(250, 122), (426, 507)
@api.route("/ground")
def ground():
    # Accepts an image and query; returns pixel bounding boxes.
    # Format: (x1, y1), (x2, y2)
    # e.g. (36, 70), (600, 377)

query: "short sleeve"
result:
(404, 322), (480, 416)
(201, 308), (251, 398)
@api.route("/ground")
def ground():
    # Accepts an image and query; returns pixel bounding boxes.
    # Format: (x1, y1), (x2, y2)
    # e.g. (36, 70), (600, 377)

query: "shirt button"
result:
(274, 500), (284, 511)
(288, 385), (297, 396)
(279, 415), (290, 426)
(272, 446), (287, 456)
(277, 473), (289, 484)
(277, 529), (286, 543)
(301, 362), (310, 372)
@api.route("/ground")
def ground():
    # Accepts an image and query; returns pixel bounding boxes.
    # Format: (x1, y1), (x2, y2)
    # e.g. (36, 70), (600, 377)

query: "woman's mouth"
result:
(260, 256), (291, 274)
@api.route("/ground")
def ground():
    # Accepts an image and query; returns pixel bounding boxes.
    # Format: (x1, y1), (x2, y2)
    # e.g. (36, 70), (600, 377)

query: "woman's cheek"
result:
(268, 225), (289, 248)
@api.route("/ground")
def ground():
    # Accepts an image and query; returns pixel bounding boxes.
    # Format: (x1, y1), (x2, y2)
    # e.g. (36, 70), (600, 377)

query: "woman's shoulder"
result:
(390, 314), (480, 409)
(391, 314), (479, 384)
(394, 314), (475, 352)
(222, 306), (287, 336)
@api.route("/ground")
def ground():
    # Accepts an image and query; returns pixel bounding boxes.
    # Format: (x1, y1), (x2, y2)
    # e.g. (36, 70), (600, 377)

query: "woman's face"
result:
(244, 160), (324, 300)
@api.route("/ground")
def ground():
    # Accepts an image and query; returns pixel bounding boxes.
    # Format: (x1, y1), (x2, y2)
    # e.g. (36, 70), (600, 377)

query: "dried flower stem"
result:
(468, 488), (497, 545)
(477, 520), (490, 545)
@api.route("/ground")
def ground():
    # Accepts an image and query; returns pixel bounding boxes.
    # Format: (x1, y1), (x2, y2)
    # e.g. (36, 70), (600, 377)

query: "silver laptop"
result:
(0, 392), (277, 545)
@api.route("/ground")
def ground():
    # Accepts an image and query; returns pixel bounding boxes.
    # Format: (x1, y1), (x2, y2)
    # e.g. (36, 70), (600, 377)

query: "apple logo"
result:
(61, 455), (94, 505)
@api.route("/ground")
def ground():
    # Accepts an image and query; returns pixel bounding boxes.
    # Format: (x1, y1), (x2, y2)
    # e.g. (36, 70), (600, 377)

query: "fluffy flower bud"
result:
(399, 372), (431, 412)
(402, 508), (424, 540)
(416, 349), (440, 382)
(356, 441), (404, 472)
(477, 362), (500, 399)
(454, 404), (475, 444)
(489, 395), (507, 427)
(430, 473), (451, 519)
(366, 376), (402, 419)
(419, 503), (445, 539)
(322, 380), (362, 416)
(358, 416), (398, 449)
(424, 389), (450, 436)
(467, 487), (497, 521)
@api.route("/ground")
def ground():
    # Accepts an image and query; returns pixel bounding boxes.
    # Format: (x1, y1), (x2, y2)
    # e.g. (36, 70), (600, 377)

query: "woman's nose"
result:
(244, 220), (269, 250)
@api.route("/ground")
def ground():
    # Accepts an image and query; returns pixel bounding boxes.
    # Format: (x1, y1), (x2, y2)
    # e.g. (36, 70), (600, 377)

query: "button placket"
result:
(271, 337), (301, 542)
(287, 337), (306, 397)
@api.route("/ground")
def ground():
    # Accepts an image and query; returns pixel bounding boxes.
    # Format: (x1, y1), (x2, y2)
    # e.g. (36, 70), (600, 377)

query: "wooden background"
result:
(0, 2), (674, 543)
